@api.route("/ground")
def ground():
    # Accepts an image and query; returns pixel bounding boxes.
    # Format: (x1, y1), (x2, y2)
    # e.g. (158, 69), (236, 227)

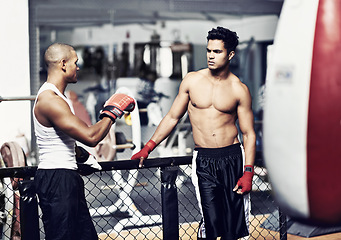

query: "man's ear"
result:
(61, 59), (67, 72)
(228, 51), (235, 61)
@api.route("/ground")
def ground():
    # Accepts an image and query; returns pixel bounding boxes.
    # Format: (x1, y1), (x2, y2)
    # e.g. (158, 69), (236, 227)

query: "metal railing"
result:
(0, 155), (286, 240)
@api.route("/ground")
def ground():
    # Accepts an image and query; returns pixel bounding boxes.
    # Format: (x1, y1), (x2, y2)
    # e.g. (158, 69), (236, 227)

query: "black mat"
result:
(260, 210), (341, 238)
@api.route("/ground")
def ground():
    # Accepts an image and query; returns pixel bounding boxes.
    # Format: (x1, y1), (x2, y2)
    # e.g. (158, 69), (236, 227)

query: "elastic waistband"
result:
(36, 168), (77, 173)
(194, 143), (241, 157)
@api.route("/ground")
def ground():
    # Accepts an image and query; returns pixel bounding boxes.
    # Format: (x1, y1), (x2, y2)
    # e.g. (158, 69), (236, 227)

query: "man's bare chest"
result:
(189, 84), (238, 113)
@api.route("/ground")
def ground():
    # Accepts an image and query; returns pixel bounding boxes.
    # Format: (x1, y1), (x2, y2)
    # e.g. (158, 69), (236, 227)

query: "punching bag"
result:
(263, 0), (341, 224)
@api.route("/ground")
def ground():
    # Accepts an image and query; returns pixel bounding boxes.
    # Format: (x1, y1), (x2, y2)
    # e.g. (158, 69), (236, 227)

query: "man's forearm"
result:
(150, 115), (179, 146)
(243, 133), (256, 166)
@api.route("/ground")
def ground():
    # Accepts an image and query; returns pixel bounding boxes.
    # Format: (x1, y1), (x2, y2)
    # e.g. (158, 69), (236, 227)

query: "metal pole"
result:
(161, 166), (179, 240)
(29, 0), (40, 165)
(19, 180), (40, 240)
(0, 96), (36, 102)
(279, 207), (288, 240)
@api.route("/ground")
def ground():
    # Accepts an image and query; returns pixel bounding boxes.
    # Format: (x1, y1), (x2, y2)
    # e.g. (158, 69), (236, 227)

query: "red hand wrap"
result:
(131, 140), (156, 160)
(99, 93), (135, 121)
(236, 165), (254, 194)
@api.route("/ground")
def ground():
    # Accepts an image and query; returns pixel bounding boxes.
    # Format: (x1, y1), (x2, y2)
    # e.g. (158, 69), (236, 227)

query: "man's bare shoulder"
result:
(228, 77), (252, 105)
(37, 90), (62, 106)
(36, 90), (70, 116)
(230, 74), (250, 92)
(184, 69), (209, 81)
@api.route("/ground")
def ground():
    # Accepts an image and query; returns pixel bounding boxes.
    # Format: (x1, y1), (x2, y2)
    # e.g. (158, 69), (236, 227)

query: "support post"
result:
(279, 207), (287, 240)
(19, 180), (40, 240)
(161, 166), (179, 240)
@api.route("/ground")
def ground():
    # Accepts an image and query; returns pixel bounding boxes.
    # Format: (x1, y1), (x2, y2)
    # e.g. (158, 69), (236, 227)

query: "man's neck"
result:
(209, 66), (231, 81)
(46, 78), (67, 95)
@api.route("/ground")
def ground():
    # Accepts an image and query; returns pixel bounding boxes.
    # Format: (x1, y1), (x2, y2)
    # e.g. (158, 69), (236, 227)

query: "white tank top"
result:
(33, 82), (77, 170)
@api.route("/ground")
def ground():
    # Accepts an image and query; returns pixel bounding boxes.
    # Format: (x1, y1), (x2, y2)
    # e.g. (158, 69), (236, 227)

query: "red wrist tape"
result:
(145, 140), (156, 153)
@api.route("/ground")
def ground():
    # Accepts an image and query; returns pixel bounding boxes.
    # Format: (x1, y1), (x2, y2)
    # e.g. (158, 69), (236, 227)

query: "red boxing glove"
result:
(99, 93), (135, 121)
(235, 165), (254, 194)
(131, 140), (156, 167)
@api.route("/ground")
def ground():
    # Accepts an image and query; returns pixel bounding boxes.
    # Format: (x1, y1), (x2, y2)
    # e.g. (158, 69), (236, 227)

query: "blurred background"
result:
(0, 0), (283, 164)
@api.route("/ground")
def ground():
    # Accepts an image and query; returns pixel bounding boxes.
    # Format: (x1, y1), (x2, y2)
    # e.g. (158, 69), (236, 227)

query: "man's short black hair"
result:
(207, 27), (239, 53)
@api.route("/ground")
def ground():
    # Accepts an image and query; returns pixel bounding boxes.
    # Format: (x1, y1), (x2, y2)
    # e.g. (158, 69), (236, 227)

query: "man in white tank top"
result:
(33, 43), (135, 240)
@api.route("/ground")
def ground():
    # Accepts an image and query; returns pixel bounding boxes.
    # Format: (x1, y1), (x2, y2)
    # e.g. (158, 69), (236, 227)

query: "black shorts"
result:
(195, 143), (249, 240)
(34, 169), (97, 240)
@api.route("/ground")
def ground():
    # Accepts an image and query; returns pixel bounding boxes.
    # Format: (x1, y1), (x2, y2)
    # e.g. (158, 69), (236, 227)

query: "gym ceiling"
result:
(31, 0), (284, 28)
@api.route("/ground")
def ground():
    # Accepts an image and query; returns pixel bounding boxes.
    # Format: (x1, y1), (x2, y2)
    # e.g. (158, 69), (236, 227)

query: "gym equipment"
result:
(99, 93), (135, 121)
(94, 130), (135, 161)
(0, 96), (36, 102)
(263, 0), (341, 224)
(261, 210), (341, 238)
(0, 142), (27, 240)
(18, 180), (40, 240)
(90, 87), (162, 233)
(161, 166), (179, 240)
(114, 132), (135, 152)
(0, 153), (194, 239)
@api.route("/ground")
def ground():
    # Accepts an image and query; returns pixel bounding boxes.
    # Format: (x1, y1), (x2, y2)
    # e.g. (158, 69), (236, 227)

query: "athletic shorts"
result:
(194, 143), (249, 240)
(34, 169), (97, 240)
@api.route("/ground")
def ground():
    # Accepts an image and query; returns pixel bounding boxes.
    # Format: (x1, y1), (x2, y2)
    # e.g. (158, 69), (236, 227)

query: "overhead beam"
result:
(33, 0), (283, 14)
(32, 0), (283, 27)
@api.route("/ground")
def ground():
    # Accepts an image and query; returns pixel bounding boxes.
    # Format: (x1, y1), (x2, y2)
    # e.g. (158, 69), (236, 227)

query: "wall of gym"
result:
(0, 0), (31, 147)
(0, 0), (278, 150)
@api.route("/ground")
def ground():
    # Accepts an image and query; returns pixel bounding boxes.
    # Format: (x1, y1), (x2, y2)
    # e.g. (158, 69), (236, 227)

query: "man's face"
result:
(65, 50), (79, 84)
(206, 39), (231, 71)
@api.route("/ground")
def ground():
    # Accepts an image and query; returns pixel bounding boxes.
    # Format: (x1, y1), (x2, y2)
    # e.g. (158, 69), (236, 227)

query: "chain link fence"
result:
(0, 151), (286, 240)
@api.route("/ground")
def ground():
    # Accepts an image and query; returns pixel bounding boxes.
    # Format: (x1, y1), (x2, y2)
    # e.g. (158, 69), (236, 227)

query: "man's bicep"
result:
(237, 87), (254, 133)
(47, 98), (87, 136)
(238, 107), (254, 133)
(168, 90), (189, 120)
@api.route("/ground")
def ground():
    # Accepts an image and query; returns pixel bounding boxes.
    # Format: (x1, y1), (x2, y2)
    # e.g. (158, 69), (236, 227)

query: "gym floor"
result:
(87, 121), (341, 239)
(96, 216), (341, 240)
(85, 168), (341, 240)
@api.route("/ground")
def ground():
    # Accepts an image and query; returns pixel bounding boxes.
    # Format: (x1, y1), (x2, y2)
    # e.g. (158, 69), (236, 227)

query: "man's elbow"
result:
(243, 131), (256, 143)
(82, 135), (101, 148)
(87, 141), (98, 148)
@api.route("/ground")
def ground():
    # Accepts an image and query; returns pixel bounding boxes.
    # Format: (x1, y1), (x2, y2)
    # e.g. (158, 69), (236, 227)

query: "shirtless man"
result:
(131, 27), (256, 239)
(33, 43), (135, 240)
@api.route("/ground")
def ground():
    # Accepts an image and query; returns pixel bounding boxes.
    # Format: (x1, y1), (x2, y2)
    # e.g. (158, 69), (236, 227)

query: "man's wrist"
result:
(145, 140), (156, 153)
(244, 165), (254, 173)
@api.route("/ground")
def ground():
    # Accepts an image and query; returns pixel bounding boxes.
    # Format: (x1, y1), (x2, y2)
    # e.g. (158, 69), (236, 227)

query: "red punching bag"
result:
(264, 0), (341, 224)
